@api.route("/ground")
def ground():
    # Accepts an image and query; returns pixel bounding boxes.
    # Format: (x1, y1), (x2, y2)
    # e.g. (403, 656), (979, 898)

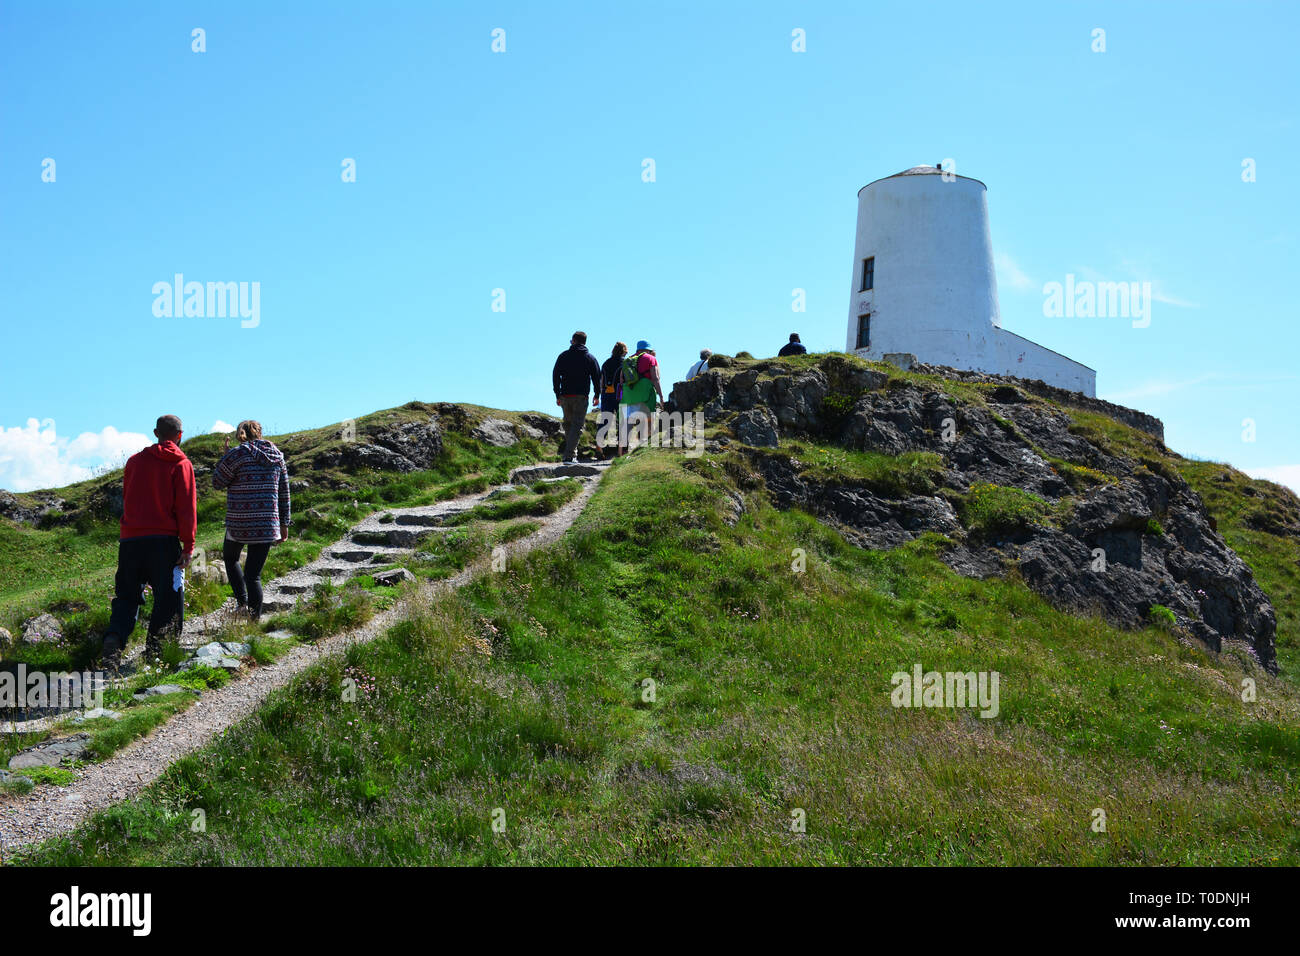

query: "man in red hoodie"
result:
(101, 414), (198, 670)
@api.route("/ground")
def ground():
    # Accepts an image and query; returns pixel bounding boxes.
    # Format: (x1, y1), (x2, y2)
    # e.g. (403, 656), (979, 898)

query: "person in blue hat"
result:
(618, 339), (663, 454)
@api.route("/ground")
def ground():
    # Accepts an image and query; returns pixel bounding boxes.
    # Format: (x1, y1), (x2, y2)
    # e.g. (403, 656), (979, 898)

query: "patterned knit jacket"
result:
(212, 439), (291, 543)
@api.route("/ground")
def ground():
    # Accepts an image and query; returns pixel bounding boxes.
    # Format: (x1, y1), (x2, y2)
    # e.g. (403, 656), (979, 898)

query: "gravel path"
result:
(0, 462), (607, 858)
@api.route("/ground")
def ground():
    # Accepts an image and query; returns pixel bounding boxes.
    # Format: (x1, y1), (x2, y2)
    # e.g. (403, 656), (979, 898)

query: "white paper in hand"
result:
(173, 567), (185, 592)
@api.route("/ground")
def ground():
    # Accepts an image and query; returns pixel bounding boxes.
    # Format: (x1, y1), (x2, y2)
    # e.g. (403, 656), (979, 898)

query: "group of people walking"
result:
(551, 331), (808, 461)
(552, 332), (665, 462)
(100, 415), (290, 670)
(101, 331), (811, 666)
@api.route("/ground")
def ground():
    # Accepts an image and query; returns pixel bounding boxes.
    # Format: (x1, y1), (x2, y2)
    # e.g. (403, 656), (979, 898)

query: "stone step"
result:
(509, 462), (604, 484)
(352, 528), (437, 548)
(329, 548), (375, 563)
(309, 564), (362, 578)
(275, 582), (314, 595)
(394, 511), (462, 527)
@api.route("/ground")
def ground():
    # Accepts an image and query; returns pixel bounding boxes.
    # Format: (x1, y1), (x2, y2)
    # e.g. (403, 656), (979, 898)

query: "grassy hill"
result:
(5, 354), (1299, 865)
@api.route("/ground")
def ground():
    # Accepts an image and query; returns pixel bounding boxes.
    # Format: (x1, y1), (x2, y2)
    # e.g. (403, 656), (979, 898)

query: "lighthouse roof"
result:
(858, 165), (987, 195)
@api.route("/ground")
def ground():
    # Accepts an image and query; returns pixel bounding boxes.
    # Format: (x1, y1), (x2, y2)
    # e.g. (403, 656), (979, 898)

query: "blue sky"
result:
(2, 1), (1297, 492)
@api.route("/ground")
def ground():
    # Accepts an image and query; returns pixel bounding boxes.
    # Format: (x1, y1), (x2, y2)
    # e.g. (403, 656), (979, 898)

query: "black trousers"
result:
(223, 538), (272, 616)
(106, 535), (184, 646)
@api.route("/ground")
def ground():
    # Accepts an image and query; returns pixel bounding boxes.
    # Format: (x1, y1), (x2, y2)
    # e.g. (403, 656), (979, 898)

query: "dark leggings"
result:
(223, 538), (272, 616)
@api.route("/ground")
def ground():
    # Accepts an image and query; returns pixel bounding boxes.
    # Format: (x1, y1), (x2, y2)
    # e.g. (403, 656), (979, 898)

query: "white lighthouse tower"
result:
(845, 165), (1095, 396)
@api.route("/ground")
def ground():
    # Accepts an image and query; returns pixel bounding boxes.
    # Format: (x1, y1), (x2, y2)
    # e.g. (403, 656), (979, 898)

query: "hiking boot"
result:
(101, 634), (123, 672)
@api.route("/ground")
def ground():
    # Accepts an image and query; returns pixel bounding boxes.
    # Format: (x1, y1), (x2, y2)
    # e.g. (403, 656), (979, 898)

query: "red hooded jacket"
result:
(119, 441), (198, 551)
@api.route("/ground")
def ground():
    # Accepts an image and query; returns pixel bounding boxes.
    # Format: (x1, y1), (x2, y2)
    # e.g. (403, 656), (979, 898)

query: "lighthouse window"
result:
(860, 257), (874, 292)
(856, 313), (871, 349)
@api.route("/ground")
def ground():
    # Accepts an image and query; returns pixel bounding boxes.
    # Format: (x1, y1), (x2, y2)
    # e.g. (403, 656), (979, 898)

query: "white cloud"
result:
(1246, 465), (1300, 497)
(995, 252), (1034, 291)
(1105, 373), (1220, 402)
(209, 420), (235, 434)
(0, 419), (149, 493)
(1149, 284), (1199, 309)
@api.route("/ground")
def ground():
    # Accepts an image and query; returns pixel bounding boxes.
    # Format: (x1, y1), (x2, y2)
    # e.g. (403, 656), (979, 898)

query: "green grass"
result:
(15, 765), (77, 787)
(753, 441), (947, 498)
(268, 581), (375, 642)
(956, 483), (1050, 540)
(18, 450), (1300, 866)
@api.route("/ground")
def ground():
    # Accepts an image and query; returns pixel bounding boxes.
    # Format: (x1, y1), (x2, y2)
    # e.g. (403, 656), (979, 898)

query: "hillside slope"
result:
(17, 449), (1299, 866)
(5, 353), (1298, 865)
(670, 353), (1292, 677)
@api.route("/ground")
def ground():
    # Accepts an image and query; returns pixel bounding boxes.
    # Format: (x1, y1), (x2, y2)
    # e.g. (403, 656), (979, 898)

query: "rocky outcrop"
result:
(756, 454), (961, 550)
(906, 360), (1166, 441)
(0, 490), (66, 526)
(679, 355), (1277, 672)
(313, 418), (444, 474)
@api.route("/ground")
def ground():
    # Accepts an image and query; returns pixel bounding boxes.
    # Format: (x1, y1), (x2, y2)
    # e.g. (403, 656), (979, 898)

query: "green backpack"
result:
(621, 353), (643, 387)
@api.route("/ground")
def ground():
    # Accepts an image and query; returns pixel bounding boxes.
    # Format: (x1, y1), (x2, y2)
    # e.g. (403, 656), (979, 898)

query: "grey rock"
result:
(384, 528), (432, 548)
(0, 626), (12, 650)
(71, 707), (122, 724)
(181, 657), (240, 671)
(372, 567), (417, 587)
(193, 641), (250, 667)
(733, 408), (780, 447)
(517, 413), (563, 441)
(9, 733), (90, 769)
(472, 418), (521, 447)
(133, 684), (198, 700)
(21, 612), (63, 645)
(87, 482), (125, 518)
(0, 769), (35, 787)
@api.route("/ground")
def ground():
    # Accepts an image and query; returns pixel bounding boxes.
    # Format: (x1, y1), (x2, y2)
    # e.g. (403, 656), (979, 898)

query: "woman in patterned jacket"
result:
(213, 420), (290, 618)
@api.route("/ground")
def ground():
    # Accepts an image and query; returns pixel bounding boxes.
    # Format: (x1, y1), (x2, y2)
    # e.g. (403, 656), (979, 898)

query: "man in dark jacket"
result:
(101, 414), (198, 670)
(552, 331), (602, 462)
(778, 333), (807, 357)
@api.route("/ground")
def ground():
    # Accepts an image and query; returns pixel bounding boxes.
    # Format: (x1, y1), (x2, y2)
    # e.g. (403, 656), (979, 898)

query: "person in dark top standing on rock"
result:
(597, 341), (628, 460)
(551, 330), (602, 463)
(100, 414), (197, 671)
(213, 420), (290, 619)
(778, 333), (806, 357)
